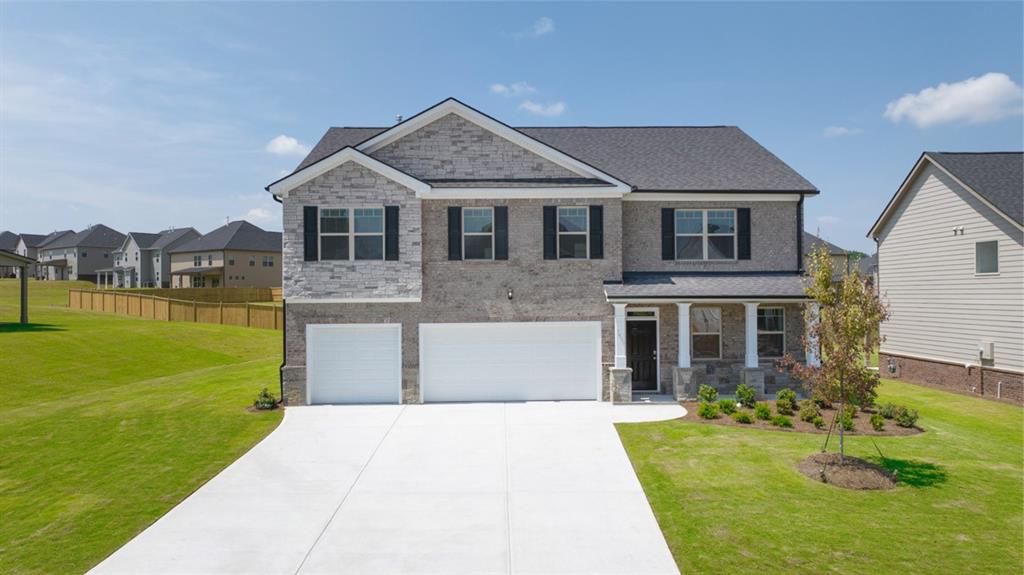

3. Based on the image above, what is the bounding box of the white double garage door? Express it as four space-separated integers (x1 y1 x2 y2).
306 322 602 404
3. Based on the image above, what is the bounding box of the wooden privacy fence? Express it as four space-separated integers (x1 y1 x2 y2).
97 287 282 303
69 289 283 331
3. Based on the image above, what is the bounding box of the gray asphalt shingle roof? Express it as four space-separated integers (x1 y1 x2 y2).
802 231 847 255
43 225 125 250
171 221 281 253
127 232 162 250
297 124 819 193
37 230 74 248
0 231 19 252
926 152 1023 225
604 273 809 299
858 253 877 275
150 227 199 250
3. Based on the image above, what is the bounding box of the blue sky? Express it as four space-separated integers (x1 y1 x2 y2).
1 2 1021 252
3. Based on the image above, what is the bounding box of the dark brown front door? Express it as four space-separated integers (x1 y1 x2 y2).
627 320 658 391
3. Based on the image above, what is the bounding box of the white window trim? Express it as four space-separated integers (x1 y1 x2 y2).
462 207 495 261
974 240 1000 276
690 306 723 360
674 208 738 261
558 206 590 260
756 306 786 358
318 207 386 262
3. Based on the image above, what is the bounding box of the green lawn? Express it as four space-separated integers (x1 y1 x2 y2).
618 380 1024 574
0 280 283 574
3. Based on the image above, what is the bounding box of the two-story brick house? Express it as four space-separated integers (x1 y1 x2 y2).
270 99 819 405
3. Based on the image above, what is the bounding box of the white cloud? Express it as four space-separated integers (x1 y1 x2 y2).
490 81 537 97
264 134 310 156
243 207 273 222
532 17 555 36
822 126 863 138
884 72 1024 128
817 215 841 225
519 100 566 117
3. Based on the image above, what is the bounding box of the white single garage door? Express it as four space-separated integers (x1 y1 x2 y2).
420 322 602 403
306 323 401 404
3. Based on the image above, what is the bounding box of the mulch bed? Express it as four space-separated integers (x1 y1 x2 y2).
797 452 896 490
680 400 923 436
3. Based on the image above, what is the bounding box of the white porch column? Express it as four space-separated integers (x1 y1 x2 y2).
676 302 691 368
744 302 759 368
613 303 628 368
807 302 821 367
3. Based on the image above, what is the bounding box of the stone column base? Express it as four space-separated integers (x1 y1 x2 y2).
610 367 633 403
741 368 766 399
672 367 704 401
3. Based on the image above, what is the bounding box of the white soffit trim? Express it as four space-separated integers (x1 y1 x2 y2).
288 297 421 304
625 192 803 202
425 187 624 199
268 147 430 198
356 98 633 194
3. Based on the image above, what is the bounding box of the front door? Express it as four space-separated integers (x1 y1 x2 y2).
627 320 658 391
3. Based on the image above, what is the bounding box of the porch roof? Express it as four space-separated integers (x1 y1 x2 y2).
40 258 68 267
171 266 224 275
604 272 809 301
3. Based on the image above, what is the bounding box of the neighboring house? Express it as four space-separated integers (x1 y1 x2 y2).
268 98 822 406
14 231 74 279
0 231 19 277
37 225 125 282
868 152 1023 403
858 252 878 288
169 221 281 288
803 231 851 275
97 227 200 288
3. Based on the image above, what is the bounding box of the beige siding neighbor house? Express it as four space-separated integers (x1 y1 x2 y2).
869 152 1023 403
169 221 282 288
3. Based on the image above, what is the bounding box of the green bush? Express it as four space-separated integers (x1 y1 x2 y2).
717 399 737 415
812 393 833 410
799 400 820 423
253 388 278 410
754 402 772 420
776 388 798 416
697 401 720 419
812 415 826 429
736 384 757 408
840 407 855 431
732 411 754 424
697 384 719 403
896 406 919 428
879 402 899 419
870 413 885 431
771 415 793 428
776 388 797 405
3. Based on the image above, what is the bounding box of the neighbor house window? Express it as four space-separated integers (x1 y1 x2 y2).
249 256 256 267
207 255 213 265
558 206 588 259
462 207 494 260
262 255 274 267
675 209 736 260
318 207 384 260
691 307 722 359
975 241 999 274
193 255 202 267
227 255 234 266
81 251 87 258
757 307 785 358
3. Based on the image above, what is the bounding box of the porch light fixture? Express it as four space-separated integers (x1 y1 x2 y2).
507 288 514 301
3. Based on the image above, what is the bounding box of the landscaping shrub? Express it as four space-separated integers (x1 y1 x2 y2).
812 415 826 429
771 415 793 428
896 406 920 428
697 401 720 419
870 413 885 431
253 388 278 410
858 386 878 410
799 400 820 423
732 411 754 424
840 407 855 431
879 402 899 420
717 399 737 415
754 402 772 420
812 393 833 410
735 384 757 408
775 388 797 415
697 384 719 403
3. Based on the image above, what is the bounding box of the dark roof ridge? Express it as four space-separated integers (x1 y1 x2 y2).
927 150 1023 155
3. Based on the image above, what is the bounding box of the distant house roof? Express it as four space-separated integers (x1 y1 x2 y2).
126 232 163 250
17 233 47 248
0 231 19 252
605 272 809 300
925 152 1023 225
171 221 281 253
150 227 199 250
37 230 75 248
43 224 125 250
802 231 847 256
858 253 877 275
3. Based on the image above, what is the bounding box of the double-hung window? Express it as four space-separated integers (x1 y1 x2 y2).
675 209 736 260
757 307 785 358
558 207 588 259
690 307 722 359
193 255 202 267
462 207 494 260
262 255 274 267
975 241 998 274
319 208 385 261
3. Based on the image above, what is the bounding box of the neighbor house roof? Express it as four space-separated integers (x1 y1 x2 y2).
925 152 1023 225
17 233 47 248
802 231 847 256
126 232 163 250
858 253 877 275
0 231 19 252
43 225 125 250
171 221 281 253
150 227 200 250
37 230 75 248
604 272 809 300
298 124 819 193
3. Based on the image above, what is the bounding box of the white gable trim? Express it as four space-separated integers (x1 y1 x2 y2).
267 147 431 198
355 98 633 194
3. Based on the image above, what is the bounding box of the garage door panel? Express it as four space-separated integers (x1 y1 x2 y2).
420 322 601 403
307 324 401 405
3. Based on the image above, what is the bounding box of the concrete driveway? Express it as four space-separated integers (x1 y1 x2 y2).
89 402 683 575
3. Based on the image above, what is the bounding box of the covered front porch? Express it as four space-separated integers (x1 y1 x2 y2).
170 266 223 288
96 267 135 289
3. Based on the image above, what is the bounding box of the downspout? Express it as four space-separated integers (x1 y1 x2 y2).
796 194 805 272
272 193 286 404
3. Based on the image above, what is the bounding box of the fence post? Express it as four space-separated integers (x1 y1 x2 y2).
193 300 197 323
273 305 278 330
245 302 251 327
219 301 224 325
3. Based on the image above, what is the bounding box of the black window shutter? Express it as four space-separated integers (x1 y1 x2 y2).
494 206 509 260
589 205 604 259
543 206 557 260
661 208 675 260
384 205 400 261
447 206 462 261
737 207 751 260
303 206 318 261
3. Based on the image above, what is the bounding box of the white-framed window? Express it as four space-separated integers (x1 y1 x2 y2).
227 255 234 266
193 255 202 267
249 256 256 267
975 240 999 274
319 207 385 261
675 209 737 260
207 254 213 265
262 255 274 267
558 206 589 259
462 207 494 260
690 307 722 359
757 307 785 358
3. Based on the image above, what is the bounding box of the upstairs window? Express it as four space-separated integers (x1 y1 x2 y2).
757 307 785 358
558 207 588 259
319 207 385 260
227 255 234 266
249 256 256 267
975 241 999 274
262 255 274 267
674 209 736 260
207 254 213 265
463 207 494 260
193 255 202 267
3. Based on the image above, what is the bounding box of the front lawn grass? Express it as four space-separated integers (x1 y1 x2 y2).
618 379 1023 574
0 280 284 574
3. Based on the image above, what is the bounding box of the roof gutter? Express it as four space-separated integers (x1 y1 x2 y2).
796 193 805 272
